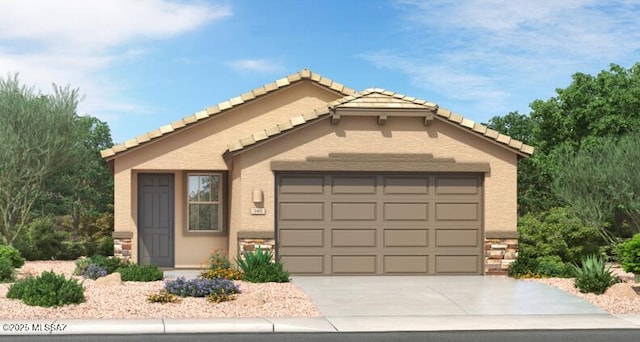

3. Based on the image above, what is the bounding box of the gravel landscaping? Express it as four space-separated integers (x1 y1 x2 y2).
1 261 639 319
0 261 320 319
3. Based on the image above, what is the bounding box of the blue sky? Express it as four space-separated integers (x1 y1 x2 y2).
1 0 640 144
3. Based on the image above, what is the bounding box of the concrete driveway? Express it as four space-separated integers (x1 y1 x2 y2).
292 276 605 316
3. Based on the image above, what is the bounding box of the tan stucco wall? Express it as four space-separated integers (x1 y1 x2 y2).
112 81 343 267
229 116 518 255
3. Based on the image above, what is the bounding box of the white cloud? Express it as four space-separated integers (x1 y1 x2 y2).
0 0 231 122
367 0 640 116
226 59 286 74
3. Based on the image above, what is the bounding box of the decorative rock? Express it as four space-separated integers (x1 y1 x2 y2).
95 272 123 286
235 292 265 306
605 283 640 299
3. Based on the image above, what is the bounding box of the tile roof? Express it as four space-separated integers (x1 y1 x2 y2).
225 88 535 157
100 69 357 159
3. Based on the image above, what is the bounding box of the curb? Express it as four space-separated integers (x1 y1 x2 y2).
1 315 640 335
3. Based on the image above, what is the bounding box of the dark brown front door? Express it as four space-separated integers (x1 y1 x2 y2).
277 173 483 275
138 173 174 267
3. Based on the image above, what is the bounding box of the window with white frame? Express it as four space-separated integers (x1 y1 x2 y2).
187 173 223 232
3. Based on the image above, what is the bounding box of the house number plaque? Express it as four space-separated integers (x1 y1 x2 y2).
250 208 266 215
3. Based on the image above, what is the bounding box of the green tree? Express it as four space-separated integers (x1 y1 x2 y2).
39 116 114 241
530 63 640 155
553 134 640 242
0 75 81 246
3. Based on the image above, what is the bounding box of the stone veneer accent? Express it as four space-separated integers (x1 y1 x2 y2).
237 231 275 259
113 231 133 260
485 231 518 275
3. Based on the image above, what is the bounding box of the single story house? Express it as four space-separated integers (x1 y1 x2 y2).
101 69 533 275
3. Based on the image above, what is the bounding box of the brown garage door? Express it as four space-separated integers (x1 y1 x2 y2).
276 173 483 275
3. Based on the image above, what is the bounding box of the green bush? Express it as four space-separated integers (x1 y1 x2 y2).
82 239 97 257
616 234 640 274
518 207 602 265
16 217 69 260
0 257 15 282
117 264 163 282
0 245 25 268
508 254 539 278
243 262 290 283
73 258 91 276
97 236 114 257
573 255 618 294
536 256 573 278
59 241 84 260
87 255 127 274
6 271 85 307
236 248 289 283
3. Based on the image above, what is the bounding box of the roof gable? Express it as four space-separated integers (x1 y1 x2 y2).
101 69 357 160
225 88 534 158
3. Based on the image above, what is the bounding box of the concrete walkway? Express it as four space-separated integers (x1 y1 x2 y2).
2 275 639 335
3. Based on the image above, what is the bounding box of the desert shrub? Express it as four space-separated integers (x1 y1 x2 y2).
536 256 573 278
164 277 239 298
518 207 602 265
73 258 91 276
235 247 289 283
88 255 126 274
200 268 243 281
6 271 85 307
82 239 98 257
0 257 15 282
243 262 290 283
508 254 539 278
16 217 68 260
59 241 84 260
573 255 618 294
207 292 238 303
117 264 163 282
0 245 25 268
208 249 232 270
97 236 114 257
83 264 107 280
616 234 640 274
147 290 181 304
200 250 243 280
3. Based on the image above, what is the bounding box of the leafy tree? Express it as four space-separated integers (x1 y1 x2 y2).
0 75 81 246
553 134 640 242
39 116 114 241
530 63 640 155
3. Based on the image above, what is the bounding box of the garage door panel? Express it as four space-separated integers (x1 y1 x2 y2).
279 176 324 194
280 255 324 274
435 229 479 247
332 229 376 247
277 173 483 275
384 177 429 194
435 255 480 274
280 229 324 247
384 255 428 274
384 229 428 247
384 203 429 221
332 255 376 274
436 203 479 221
332 202 376 220
332 177 376 194
280 202 324 220
435 177 479 194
